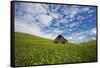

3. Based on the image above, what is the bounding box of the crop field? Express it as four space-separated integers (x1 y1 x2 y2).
15 32 97 66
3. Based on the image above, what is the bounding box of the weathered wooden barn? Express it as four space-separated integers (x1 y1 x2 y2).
54 35 68 44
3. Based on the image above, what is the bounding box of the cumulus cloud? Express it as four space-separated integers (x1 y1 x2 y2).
38 14 53 26
82 7 90 12
66 28 97 43
66 32 87 43
66 7 79 18
15 18 57 40
90 27 96 35
15 18 43 35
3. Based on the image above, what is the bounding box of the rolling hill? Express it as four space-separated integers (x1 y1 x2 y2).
15 32 97 66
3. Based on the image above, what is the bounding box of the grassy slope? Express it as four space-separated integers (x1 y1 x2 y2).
15 32 97 66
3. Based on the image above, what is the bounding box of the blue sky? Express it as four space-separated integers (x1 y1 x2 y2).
15 2 97 43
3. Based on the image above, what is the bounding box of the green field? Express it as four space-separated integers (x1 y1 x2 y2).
15 32 97 66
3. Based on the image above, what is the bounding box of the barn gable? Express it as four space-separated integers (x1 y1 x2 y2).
54 35 68 44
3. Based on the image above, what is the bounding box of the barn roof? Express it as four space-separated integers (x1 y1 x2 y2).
55 34 67 41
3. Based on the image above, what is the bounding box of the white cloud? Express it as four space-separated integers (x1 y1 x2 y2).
50 12 60 19
64 6 90 19
15 18 57 40
38 14 53 26
69 22 78 27
16 3 47 15
66 32 87 43
19 14 36 23
15 18 43 35
68 7 79 18
33 3 48 14
53 28 63 34
66 28 96 43
90 27 96 35
82 7 90 12
88 10 94 14
77 15 85 20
